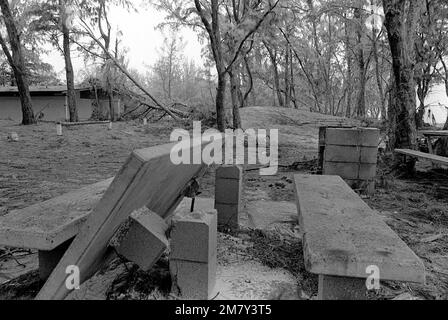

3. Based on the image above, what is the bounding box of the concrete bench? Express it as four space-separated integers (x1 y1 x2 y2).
0 179 113 280
293 175 425 300
395 149 448 167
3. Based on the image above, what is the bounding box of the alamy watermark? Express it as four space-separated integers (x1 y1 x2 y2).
65 265 80 291
169 121 279 176
366 265 381 290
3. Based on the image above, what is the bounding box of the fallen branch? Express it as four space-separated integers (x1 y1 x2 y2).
118 89 191 120
60 121 111 127
77 18 181 121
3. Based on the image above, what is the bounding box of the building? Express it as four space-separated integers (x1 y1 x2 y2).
423 84 448 127
0 86 122 122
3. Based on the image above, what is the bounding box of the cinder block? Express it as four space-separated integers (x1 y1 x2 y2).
324 146 360 163
325 128 380 148
323 162 359 180
358 128 380 147
215 203 240 229
38 239 73 280
360 147 379 164
170 254 217 300
170 209 217 263
215 178 242 205
113 207 169 271
216 165 243 180
325 128 359 146
318 275 367 300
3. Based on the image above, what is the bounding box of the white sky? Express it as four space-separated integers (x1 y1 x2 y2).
424 84 448 125
42 1 204 81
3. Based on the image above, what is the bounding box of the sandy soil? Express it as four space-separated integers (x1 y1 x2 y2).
0 107 447 300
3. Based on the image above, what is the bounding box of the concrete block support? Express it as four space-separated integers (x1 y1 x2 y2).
170 210 217 263
215 165 243 229
113 207 169 271
321 127 379 195
169 209 218 300
38 239 73 281
170 255 217 300
318 275 368 300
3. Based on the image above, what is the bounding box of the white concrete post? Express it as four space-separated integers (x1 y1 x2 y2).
56 123 63 136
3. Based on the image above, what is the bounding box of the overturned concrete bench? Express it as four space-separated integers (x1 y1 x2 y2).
0 183 214 283
293 175 425 300
35 134 224 300
0 134 224 300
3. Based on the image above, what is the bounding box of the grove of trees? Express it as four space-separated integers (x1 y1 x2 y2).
1 0 448 157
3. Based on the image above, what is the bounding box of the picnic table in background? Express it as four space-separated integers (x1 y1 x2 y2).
420 130 448 155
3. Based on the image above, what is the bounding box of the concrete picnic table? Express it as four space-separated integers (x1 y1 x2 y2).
420 130 448 155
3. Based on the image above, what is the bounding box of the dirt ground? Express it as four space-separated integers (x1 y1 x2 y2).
0 107 447 300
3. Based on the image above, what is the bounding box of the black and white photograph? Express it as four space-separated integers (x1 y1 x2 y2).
0 0 447 307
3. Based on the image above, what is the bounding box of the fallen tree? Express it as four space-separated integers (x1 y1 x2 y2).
118 89 191 120
76 14 186 122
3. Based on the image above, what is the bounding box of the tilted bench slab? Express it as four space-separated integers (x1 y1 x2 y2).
293 175 425 299
395 149 448 166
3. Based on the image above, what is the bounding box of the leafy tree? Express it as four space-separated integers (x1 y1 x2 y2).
383 0 424 170
156 0 280 130
0 0 36 124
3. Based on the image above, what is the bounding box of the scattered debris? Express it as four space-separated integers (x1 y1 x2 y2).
245 229 318 297
421 234 447 243
7 132 19 142
392 292 420 300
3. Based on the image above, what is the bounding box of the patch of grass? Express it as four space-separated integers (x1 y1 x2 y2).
0 271 42 300
245 229 318 297
408 205 448 225
105 256 172 300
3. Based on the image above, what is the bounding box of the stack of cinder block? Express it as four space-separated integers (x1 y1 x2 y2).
169 209 218 300
215 165 243 230
321 127 380 195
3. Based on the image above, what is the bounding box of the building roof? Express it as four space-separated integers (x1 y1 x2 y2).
0 85 92 96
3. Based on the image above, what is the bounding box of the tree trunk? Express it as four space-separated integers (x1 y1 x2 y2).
344 16 353 118
242 56 254 108
416 83 427 129
290 51 298 109
229 66 242 129
264 41 284 107
383 0 422 165
443 78 448 130
61 1 78 123
194 0 227 131
216 72 227 132
0 0 35 125
354 7 366 118
372 27 386 120
284 42 291 108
